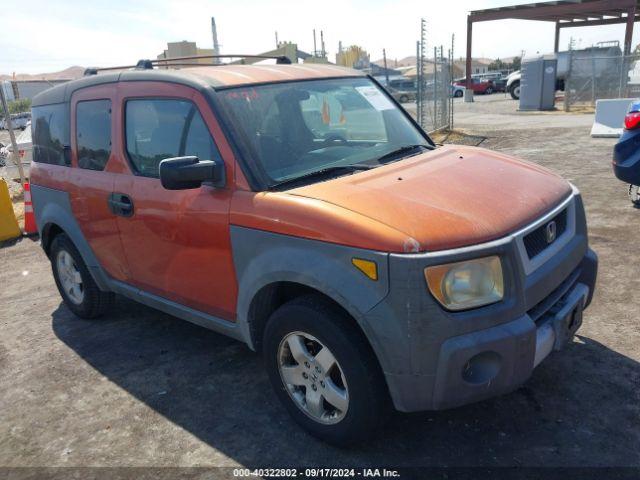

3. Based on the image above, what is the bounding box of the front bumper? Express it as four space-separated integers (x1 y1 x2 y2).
383 249 597 412
613 129 640 185
361 191 598 412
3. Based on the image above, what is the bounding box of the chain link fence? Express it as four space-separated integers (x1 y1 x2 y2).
565 53 640 110
415 19 454 133
416 56 453 132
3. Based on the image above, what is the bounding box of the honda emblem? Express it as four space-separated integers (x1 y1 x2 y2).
545 221 557 244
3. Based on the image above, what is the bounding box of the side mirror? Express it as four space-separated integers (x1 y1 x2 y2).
159 156 225 190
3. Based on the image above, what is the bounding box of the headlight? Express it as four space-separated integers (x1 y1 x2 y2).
424 256 504 311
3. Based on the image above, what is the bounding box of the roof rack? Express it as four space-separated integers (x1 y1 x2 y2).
84 54 292 76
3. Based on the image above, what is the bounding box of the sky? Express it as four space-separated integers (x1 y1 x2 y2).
1 0 638 74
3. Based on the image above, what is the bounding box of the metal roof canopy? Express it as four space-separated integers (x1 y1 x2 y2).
465 0 638 92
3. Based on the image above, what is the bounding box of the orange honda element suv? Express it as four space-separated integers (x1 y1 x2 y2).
30 58 597 445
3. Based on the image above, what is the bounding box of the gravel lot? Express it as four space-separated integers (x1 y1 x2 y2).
0 95 638 469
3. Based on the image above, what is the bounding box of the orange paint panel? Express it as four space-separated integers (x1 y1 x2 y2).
112 81 238 320
67 84 130 281
230 190 413 253
287 145 572 252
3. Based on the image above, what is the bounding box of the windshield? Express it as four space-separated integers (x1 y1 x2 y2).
217 77 430 189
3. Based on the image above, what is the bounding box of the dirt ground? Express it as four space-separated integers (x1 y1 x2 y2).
0 95 638 469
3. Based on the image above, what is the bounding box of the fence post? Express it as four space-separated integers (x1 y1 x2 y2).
591 56 596 106
416 40 421 128
564 51 572 112
0 85 26 187
433 47 438 130
450 33 455 130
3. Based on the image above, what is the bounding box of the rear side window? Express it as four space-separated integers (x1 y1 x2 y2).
32 103 70 166
76 100 111 171
125 99 221 178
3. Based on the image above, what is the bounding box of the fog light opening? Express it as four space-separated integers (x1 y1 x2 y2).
461 351 502 385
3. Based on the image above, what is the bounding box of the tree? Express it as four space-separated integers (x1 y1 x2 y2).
488 56 520 72
8 98 31 114
489 58 506 71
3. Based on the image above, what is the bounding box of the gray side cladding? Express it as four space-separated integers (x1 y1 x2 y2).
31 184 244 342
30 184 110 291
229 225 394 360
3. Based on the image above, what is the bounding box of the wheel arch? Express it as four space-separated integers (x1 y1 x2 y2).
41 221 65 256
247 280 368 352
230 226 392 372
31 185 111 291
247 280 394 406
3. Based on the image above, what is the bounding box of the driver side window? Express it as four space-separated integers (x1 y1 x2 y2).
125 99 222 178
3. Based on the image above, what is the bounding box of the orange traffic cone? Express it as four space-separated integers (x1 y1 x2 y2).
23 182 38 235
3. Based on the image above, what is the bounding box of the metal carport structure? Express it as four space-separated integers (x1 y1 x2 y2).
465 0 639 97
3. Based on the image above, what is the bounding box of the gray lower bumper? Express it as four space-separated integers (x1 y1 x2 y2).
385 274 595 413
533 283 588 367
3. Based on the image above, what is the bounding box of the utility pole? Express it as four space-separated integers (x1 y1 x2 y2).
275 31 279 48
0 85 25 187
383 48 390 87
313 29 318 57
211 17 221 64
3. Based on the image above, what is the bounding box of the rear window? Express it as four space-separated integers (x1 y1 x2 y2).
32 103 70 166
76 100 111 171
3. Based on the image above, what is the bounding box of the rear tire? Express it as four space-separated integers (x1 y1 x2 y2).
263 295 388 446
509 80 521 100
485 87 493 95
50 233 114 319
399 95 409 103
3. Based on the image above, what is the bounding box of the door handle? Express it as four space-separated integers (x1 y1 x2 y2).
108 193 134 217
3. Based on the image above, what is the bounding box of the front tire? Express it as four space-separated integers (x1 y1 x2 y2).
454 89 463 98
399 95 409 103
263 295 388 446
50 234 113 319
629 185 640 207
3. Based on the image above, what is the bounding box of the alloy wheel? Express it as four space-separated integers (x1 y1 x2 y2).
277 331 349 425
56 250 84 305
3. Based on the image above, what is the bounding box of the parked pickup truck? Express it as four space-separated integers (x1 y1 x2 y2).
30 62 597 446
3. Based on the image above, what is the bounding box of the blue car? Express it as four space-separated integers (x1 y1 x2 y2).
613 100 640 206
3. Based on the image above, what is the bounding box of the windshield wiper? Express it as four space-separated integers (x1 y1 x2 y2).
375 144 432 164
269 164 374 190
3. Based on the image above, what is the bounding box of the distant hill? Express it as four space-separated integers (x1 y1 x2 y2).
0 66 85 81
372 56 417 68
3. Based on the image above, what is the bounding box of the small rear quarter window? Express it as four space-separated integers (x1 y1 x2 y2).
32 103 70 166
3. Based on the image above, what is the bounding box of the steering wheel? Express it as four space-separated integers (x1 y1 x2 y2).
323 133 347 146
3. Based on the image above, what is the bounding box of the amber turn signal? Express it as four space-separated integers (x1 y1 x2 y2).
352 258 378 281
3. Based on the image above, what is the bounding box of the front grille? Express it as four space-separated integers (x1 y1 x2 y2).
523 208 568 259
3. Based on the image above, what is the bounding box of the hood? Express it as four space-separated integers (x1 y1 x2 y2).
288 145 572 252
